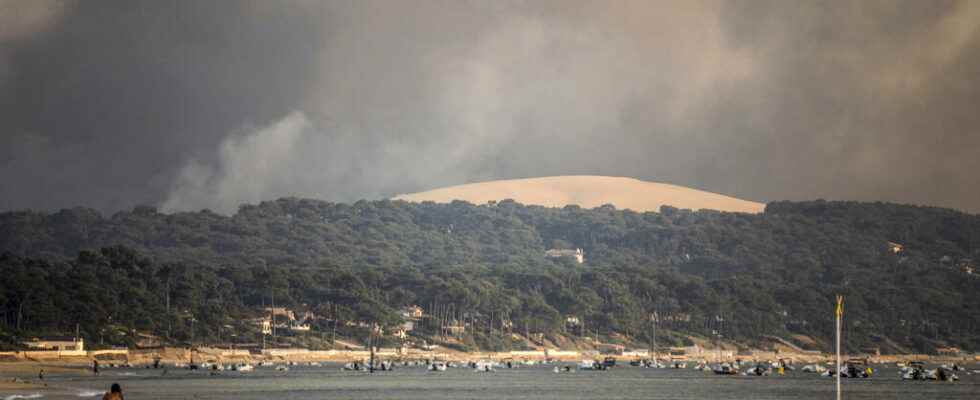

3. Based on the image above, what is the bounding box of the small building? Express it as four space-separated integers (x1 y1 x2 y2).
565 316 581 327
622 349 650 358
401 305 424 320
289 322 311 332
649 312 691 323
596 343 625 354
443 321 465 336
23 337 84 351
545 248 584 264
668 349 689 361
135 333 162 348
290 310 316 332
265 307 296 321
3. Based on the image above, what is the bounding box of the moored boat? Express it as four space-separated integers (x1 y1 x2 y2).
712 363 738 375
578 360 606 370
430 361 447 371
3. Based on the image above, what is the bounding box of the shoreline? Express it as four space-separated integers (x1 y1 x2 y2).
1 348 977 370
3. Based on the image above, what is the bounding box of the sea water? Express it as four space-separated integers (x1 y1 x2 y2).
3 364 978 400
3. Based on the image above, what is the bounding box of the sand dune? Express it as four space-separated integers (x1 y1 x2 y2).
393 176 765 213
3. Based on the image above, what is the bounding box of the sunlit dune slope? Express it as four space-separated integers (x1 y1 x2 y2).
393 176 765 213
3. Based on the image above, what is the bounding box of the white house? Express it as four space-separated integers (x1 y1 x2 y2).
545 248 584 264
23 337 84 351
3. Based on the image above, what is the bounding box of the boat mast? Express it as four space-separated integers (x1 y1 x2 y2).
369 323 376 373
835 295 843 400
271 290 276 339
651 310 657 361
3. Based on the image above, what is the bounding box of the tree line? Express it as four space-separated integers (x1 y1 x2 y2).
0 198 977 353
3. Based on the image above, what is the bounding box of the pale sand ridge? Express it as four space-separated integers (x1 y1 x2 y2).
393 176 765 213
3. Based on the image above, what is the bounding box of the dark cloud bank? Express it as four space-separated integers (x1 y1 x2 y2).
1 0 978 214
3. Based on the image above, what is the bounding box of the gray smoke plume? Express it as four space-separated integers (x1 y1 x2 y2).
2 0 979 214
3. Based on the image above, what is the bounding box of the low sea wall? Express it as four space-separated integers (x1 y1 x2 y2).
1 347 976 365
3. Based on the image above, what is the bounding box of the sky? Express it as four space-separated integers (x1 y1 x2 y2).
1 0 978 214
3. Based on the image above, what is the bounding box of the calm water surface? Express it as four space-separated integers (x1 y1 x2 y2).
4 363 979 400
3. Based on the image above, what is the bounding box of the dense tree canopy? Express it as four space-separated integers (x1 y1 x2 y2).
0 199 977 353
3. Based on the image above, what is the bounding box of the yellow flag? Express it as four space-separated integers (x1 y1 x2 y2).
835 295 843 318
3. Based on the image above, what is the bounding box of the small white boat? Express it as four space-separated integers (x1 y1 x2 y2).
276 365 289 372
802 364 827 373
578 360 605 370
237 364 254 372
430 361 447 371
743 364 771 376
342 362 365 371
474 361 494 372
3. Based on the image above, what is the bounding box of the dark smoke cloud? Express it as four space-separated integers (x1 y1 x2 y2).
2 0 978 214
1 0 324 212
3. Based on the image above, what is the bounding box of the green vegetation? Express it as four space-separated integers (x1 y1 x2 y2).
0 199 977 353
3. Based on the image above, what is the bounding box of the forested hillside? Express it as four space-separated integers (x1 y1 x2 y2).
1 199 977 353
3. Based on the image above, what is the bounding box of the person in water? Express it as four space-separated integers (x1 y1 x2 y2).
102 383 123 400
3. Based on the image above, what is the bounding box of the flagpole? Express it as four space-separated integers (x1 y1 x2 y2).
836 295 843 400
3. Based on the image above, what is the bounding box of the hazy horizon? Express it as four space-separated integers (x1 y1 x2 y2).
3 0 979 214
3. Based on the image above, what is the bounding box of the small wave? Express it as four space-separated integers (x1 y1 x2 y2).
75 390 103 397
3 394 43 400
